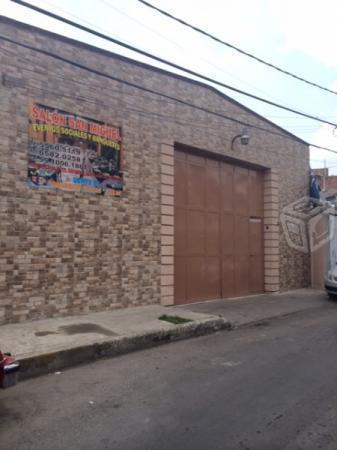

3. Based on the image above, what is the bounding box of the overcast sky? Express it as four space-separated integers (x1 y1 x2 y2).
2 0 337 172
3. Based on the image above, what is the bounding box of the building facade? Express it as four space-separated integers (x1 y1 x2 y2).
0 17 310 324
312 168 337 198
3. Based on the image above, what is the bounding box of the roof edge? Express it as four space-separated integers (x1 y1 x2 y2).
0 15 308 146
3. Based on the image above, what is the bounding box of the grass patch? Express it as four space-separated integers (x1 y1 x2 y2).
158 314 193 325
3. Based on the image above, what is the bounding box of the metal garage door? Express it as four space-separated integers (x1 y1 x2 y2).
174 149 264 305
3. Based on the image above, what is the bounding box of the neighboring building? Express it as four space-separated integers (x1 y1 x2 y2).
311 168 337 197
312 168 329 178
325 176 337 192
0 17 310 324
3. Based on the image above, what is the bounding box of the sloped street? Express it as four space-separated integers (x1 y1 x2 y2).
2 300 337 450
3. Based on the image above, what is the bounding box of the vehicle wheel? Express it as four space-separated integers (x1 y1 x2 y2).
328 292 337 300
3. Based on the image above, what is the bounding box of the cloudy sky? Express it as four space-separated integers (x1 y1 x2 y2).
2 0 337 171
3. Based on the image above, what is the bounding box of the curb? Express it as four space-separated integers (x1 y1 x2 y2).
231 304 328 330
18 317 230 380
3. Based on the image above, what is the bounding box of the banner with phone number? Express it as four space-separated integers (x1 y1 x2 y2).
28 103 123 196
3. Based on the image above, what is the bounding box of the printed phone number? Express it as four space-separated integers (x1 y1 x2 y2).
29 142 82 158
28 142 82 169
30 156 82 170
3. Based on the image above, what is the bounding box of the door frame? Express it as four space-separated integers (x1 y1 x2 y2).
160 141 280 306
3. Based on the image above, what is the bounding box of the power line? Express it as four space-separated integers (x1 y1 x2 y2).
0 43 291 129
34 0 335 119
137 0 337 97
310 158 337 164
0 46 315 166
100 0 293 106
9 0 337 129
2 34 337 155
0 34 309 143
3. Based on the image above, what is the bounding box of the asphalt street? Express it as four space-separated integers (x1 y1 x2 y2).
2 304 337 450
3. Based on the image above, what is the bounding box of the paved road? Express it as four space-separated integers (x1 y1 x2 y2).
180 288 328 327
2 305 337 450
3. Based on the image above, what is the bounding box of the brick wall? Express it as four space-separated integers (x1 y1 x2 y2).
324 176 337 191
311 168 337 193
0 18 310 323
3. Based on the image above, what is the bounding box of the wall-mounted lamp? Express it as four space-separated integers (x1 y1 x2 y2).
231 128 250 150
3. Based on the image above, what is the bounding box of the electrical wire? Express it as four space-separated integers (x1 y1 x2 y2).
6 63 336 182
8 0 337 129
137 0 337 97
2 34 337 156
0 42 315 133
19 0 334 126
311 158 337 164
0 46 314 166
100 0 293 106
19 85 313 165
0 33 305 141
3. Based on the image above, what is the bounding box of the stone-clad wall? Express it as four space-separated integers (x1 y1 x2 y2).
0 18 310 323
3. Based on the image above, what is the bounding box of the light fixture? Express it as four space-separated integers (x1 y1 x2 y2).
231 128 250 150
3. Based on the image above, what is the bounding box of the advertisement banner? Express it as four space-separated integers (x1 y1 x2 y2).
28 103 123 196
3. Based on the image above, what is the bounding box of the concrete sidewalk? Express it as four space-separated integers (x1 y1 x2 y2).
1 305 228 379
1 288 332 379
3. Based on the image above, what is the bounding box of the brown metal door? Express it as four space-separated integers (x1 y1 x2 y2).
174 150 222 304
230 166 264 296
174 149 263 304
